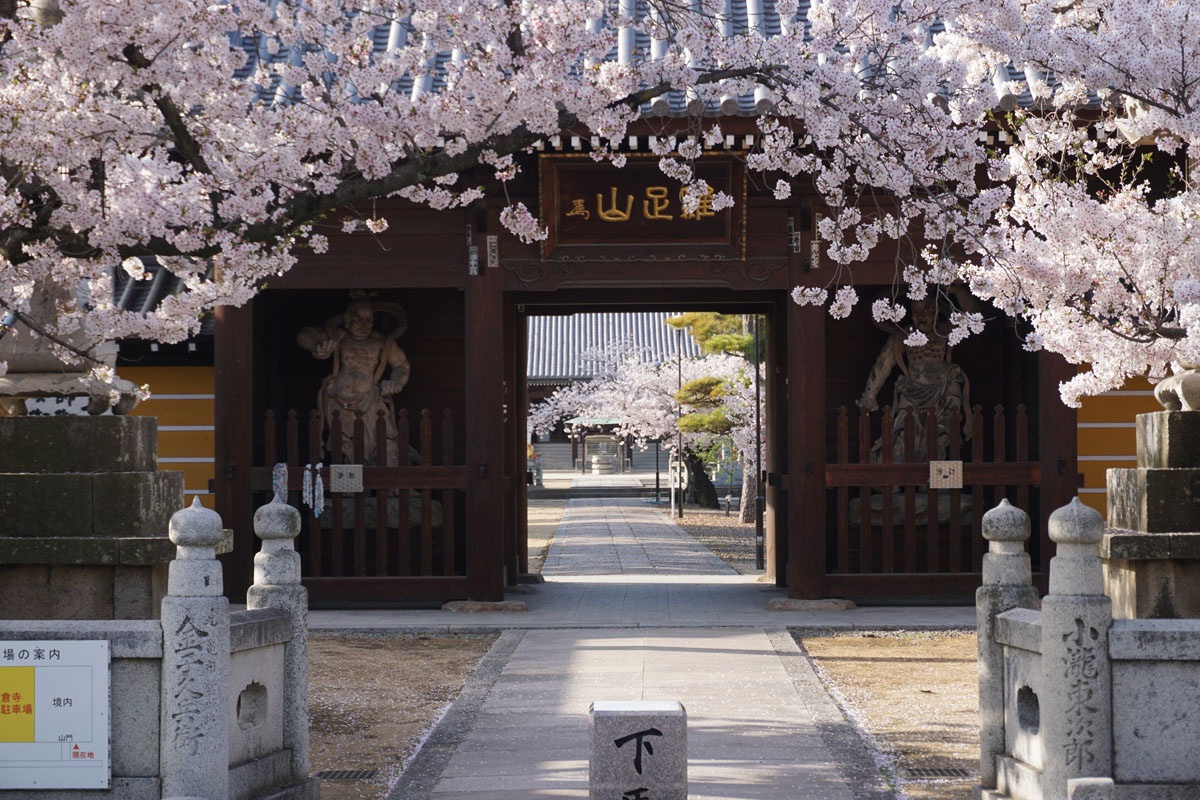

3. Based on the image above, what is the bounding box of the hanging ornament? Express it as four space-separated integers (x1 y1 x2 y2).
302 463 314 510
272 463 288 504
312 462 324 517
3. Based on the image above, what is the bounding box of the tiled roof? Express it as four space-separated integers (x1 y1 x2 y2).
229 0 798 114
112 260 214 337
229 0 1056 115
527 312 702 384
227 1 1055 116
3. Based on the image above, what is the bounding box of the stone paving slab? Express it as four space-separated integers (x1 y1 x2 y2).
360 497 973 800
393 627 892 800
309 498 975 631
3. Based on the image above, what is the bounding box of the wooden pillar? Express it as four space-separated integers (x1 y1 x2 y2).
1037 352 1079 592
465 225 506 601
787 300 827 597
764 301 784 585
214 302 255 597
503 299 521 585
514 307 530 576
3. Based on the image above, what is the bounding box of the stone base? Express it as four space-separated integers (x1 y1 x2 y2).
765 598 857 611
1107 468 1200 533
1104 557 1200 619
1134 411 1200 469
441 600 528 612
0 415 158 472
0 563 168 620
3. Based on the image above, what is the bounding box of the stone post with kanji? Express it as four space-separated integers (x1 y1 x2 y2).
1040 498 1113 799
976 499 1041 793
160 499 230 800
590 701 687 800
246 493 311 781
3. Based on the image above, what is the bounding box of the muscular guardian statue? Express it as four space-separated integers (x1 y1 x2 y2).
858 289 973 463
297 295 411 466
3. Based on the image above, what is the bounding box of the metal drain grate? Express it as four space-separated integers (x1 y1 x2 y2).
900 767 974 779
314 769 380 781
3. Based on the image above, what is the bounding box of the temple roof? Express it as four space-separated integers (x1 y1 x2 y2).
229 0 1052 117
527 312 703 385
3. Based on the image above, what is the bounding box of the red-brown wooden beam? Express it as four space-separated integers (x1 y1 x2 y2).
824 462 1042 486
304 576 469 607
787 217 827 598
513 307 530 577
215 302 255 598
249 466 467 491
1038 352 1080 591
763 300 785 585
502 292 519 586
464 212 507 601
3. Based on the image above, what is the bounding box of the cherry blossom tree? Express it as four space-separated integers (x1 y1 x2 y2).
2 0 1195 407
529 342 759 508
0 0 987 377
935 0 1200 406
667 311 764 520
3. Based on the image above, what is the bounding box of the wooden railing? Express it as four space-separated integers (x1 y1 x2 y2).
824 403 1040 576
251 408 466 601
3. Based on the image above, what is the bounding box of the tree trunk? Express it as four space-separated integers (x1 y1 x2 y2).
739 454 758 524
683 449 720 509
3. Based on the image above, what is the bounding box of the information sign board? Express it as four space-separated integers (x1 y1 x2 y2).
0 640 110 789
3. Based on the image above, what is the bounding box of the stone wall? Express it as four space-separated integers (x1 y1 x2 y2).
977 499 1200 800
0 420 316 800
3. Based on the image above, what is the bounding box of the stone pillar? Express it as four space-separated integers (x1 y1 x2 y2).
976 499 1041 792
160 499 230 800
0 416 183 620
245 496 310 781
590 701 687 800
1041 498 1112 800
1106 411 1200 618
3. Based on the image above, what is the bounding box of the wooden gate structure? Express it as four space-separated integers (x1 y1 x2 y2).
824 403 1045 601
212 134 1079 606
251 408 466 606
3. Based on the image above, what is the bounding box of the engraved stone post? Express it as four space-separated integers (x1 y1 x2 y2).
976 499 1041 793
1041 498 1112 800
160 499 230 800
590 701 686 800
246 492 310 781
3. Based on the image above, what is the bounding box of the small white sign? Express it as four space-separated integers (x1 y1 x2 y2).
329 464 364 493
0 640 110 789
929 460 964 490
487 235 499 268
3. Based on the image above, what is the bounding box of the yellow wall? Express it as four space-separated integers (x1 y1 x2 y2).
1075 377 1158 518
120 366 215 509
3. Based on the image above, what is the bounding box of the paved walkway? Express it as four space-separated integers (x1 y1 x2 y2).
310 497 975 800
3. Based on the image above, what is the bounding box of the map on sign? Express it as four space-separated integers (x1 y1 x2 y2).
0 640 109 789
